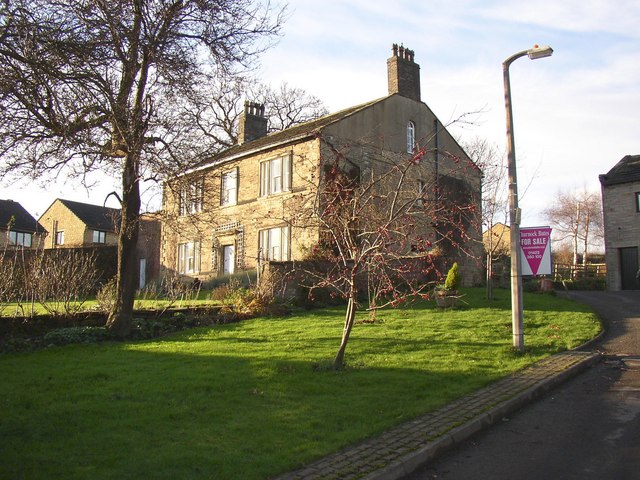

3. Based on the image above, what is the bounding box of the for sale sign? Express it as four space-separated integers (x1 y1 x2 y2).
519 226 552 276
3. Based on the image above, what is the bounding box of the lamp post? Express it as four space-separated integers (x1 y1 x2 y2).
503 44 553 352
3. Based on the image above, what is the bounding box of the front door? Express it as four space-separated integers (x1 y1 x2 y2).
223 245 235 275
619 247 639 290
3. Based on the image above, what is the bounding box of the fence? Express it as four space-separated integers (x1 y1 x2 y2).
552 263 606 280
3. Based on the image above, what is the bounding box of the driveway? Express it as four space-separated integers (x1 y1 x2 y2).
404 290 640 480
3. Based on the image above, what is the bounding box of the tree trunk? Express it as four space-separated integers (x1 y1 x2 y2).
486 227 494 300
106 153 141 338
572 202 580 278
486 251 493 300
333 286 358 369
582 210 590 268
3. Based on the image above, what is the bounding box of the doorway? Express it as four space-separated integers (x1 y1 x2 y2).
619 247 638 290
139 258 147 290
223 245 235 275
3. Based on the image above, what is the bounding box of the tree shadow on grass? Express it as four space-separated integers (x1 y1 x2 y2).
0 344 507 480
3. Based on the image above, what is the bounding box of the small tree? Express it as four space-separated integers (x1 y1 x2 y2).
463 137 507 299
289 133 481 368
443 262 461 292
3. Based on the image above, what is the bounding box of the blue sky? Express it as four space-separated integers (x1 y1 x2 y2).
257 0 640 227
4 0 640 229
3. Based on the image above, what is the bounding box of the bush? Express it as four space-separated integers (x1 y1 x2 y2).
554 277 606 291
96 278 117 313
444 262 461 291
129 313 202 340
296 285 345 309
43 326 112 346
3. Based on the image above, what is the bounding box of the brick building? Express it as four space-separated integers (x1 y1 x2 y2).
39 199 161 288
599 154 640 290
39 198 120 248
0 199 47 249
161 45 483 286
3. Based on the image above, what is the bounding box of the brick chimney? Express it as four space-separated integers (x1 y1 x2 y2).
238 101 268 145
387 43 421 102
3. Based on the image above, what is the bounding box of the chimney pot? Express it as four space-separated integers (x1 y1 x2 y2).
238 100 268 145
387 43 421 101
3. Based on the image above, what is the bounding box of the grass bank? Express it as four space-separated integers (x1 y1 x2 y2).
0 288 601 479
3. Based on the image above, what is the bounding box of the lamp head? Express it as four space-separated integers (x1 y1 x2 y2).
527 44 553 60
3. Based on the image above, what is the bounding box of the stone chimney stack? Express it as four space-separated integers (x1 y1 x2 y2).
238 101 268 145
387 43 421 102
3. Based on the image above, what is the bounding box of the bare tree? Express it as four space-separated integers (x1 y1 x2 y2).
256 82 329 132
0 0 285 336
463 137 507 299
287 134 481 368
184 74 329 148
543 188 603 274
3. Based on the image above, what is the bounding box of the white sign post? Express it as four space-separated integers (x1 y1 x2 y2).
519 226 552 276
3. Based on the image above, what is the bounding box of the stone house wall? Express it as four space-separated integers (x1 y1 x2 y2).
39 201 118 249
161 138 322 280
601 181 640 290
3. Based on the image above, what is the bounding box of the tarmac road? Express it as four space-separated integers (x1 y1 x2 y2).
404 291 640 480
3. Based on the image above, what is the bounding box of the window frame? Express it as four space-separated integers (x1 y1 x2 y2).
635 191 640 213
221 167 239 206
9 230 32 247
416 179 426 207
179 177 205 215
177 240 201 274
406 121 416 154
55 230 65 246
258 226 290 262
260 154 292 197
92 230 107 244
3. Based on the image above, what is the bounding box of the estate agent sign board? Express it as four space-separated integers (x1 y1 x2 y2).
519 226 552 276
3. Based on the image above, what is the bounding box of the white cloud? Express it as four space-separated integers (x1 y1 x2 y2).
5 0 640 229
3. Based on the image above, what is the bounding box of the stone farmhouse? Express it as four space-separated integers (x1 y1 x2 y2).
600 154 640 290
0 199 47 249
161 45 483 287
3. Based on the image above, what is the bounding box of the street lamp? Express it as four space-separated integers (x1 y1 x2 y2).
503 44 553 352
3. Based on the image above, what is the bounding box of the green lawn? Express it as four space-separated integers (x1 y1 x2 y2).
0 289 601 480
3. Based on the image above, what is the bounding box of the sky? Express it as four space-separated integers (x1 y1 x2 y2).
3 0 640 229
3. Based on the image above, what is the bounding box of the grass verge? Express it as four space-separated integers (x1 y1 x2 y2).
0 288 601 479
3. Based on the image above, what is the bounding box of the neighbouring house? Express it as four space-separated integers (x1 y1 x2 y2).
599 154 640 290
161 44 483 287
39 198 161 288
483 222 510 258
0 199 47 249
39 198 120 248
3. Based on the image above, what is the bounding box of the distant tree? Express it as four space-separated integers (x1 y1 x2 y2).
256 82 329 132
0 0 285 336
186 74 329 149
543 188 603 273
463 137 507 299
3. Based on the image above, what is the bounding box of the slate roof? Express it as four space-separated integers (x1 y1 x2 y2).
189 97 386 173
0 199 45 233
57 199 120 232
599 154 640 186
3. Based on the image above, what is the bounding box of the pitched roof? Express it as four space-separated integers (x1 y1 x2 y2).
599 154 640 186
0 199 45 233
57 199 120 231
189 97 386 173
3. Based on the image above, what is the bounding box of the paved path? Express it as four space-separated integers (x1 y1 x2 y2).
274 351 600 480
404 290 640 479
